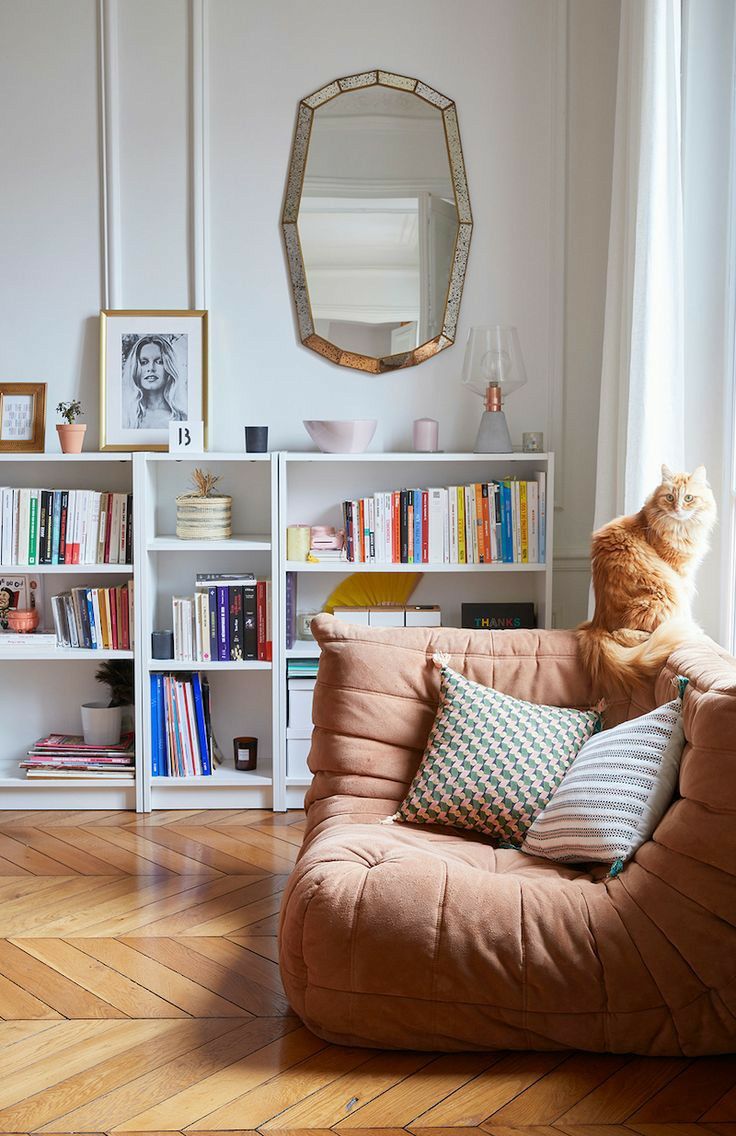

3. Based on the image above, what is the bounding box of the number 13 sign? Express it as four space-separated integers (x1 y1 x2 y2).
169 420 204 452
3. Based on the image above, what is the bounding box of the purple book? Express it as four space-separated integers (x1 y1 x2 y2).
216 585 230 661
285 572 297 649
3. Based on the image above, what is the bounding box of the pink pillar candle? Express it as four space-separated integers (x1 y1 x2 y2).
413 417 439 452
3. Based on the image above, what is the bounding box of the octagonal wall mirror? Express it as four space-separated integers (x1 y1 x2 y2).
283 70 473 374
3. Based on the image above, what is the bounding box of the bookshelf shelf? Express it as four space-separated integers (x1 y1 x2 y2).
285 560 547 573
147 659 272 671
152 768 271 787
147 534 271 552
0 647 134 661
4 563 133 574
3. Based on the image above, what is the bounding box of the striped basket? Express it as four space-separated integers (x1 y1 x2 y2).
175 493 232 540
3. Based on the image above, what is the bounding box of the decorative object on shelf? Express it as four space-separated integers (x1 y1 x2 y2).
522 431 544 453
283 69 472 374
244 426 268 453
462 602 536 630
323 571 422 615
81 701 123 747
297 611 320 640
6 606 40 633
413 418 440 453
151 629 175 659
0 382 46 454
233 735 258 772
310 526 344 551
462 325 528 453
0 574 43 629
100 309 208 451
303 419 377 454
176 468 232 540
169 420 204 453
21 732 135 780
94 658 134 734
286 524 311 561
56 400 86 453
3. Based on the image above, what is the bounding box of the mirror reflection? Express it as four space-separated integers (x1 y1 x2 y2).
298 87 459 360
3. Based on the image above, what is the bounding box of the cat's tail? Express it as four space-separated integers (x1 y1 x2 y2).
577 617 702 694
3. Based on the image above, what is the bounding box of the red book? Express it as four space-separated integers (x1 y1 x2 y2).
421 491 429 563
391 491 400 563
256 580 266 661
108 587 118 649
358 499 366 563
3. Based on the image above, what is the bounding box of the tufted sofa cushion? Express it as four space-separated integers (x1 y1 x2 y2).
278 615 736 1055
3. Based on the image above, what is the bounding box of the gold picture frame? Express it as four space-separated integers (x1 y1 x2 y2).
100 309 208 452
0 382 47 453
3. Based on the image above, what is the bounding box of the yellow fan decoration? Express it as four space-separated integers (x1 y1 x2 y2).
323 572 422 615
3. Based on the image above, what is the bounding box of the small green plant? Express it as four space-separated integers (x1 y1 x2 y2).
95 660 134 708
56 400 82 424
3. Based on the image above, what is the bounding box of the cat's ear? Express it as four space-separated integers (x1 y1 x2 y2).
691 464 707 484
661 464 675 483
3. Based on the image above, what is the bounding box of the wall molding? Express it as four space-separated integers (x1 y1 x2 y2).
548 0 568 510
190 0 209 311
553 553 590 573
98 0 121 309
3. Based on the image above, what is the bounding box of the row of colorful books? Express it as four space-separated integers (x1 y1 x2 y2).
0 488 133 567
20 732 135 779
172 573 272 663
340 476 547 564
150 672 214 777
51 582 134 650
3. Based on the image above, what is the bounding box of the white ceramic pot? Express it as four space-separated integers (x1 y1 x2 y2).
81 702 123 747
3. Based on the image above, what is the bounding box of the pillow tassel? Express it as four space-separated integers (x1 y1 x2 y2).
609 858 625 878
676 675 689 700
432 650 452 670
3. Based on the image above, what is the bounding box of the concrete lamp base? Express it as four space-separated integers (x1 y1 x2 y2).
473 409 513 453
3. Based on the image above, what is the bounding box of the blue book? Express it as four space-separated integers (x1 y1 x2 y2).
191 673 211 776
216 586 230 661
412 489 422 565
501 483 514 563
51 490 62 565
150 675 161 777
85 589 98 649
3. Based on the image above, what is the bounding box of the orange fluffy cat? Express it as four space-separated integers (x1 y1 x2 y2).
578 465 716 692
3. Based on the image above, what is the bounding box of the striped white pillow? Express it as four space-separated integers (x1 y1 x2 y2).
522 693 686 871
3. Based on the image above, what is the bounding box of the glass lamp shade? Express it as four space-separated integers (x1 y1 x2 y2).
461 325 528 399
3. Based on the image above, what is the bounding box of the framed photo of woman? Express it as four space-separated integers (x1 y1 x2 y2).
99 310 208 451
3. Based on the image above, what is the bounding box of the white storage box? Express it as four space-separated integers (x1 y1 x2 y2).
405 605 442 627
369 609 405 627
286 736 312 780
333 607 370 626
287 676 317 730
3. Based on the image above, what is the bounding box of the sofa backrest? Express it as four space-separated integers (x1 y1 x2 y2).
307 615 654 816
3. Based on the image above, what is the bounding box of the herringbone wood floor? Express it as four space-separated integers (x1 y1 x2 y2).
0 809 734 1134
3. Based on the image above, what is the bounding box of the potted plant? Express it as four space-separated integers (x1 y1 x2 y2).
56 400 86 453
81 660 134 746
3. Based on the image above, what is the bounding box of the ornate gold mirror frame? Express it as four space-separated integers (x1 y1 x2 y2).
282 69 473 374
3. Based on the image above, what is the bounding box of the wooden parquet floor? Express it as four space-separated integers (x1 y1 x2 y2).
0 809 734 1135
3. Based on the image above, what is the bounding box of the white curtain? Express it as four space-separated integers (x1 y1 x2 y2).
593 0 686 529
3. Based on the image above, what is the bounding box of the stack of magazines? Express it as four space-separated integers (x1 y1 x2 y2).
20 733 135 779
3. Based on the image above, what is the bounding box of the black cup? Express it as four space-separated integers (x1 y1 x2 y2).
151 630 175 659
245 426 268 453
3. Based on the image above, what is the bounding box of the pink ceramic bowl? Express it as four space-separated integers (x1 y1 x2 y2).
303 419 377 454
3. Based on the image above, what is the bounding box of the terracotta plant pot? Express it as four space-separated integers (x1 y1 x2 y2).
6 607 40 633
57 423 87 453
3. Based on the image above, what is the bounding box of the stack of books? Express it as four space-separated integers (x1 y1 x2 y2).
172 573 272 662
0 488 133 567
20 733 135 779
51 582 134 650
341 476 546 565
149 672 214 777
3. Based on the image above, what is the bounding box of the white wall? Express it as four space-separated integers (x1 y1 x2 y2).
0 0 620 625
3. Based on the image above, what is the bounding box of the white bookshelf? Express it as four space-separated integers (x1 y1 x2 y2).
277 451 554 807
0 453 136 809
135 452 280 811
0 449 553 813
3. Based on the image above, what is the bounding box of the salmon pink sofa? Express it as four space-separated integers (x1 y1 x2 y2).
278 615 736 1055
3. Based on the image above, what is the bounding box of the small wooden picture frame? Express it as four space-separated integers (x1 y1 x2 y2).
0 383 47 453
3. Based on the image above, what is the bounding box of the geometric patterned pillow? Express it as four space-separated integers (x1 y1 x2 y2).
392 658 601 845
522 684 687 872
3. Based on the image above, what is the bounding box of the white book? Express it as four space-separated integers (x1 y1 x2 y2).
489 485 498 562
528 480 539 563
96 493 108 563
109 494 122 565
1 488 12 565
440 488 449 563
184 682 201 774
76 490 88 564
448 487 458 564
87 492 101 564
427 488 445 563
185 596 194 662
373 493 383 564
383 492 391 562
17 488 31 565
172 597 182 660
65 491 76 563
11 489 19 565
90 588 102 649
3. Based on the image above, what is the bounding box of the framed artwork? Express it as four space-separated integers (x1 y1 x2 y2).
0 383 47 453
99 310 208 451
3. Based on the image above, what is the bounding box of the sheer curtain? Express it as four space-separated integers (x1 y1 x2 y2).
593 0 685 530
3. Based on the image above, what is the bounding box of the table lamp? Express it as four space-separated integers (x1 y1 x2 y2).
462 325 528 452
